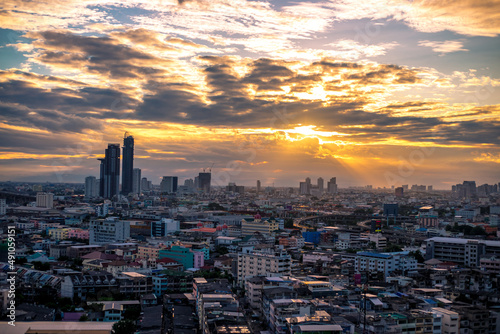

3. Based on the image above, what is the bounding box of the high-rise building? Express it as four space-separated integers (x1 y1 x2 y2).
85 176 99 199
198 172 211 193
98 143 120 199
0 198 6 215
327 177 337 194
184 178 194 190
36 192 54 208
395 187 404 197
132 168 141 195
463 181 477 199
121 134 134 195
160 176 178 193
299 177 312 195
257 180 261 193
317 177 324 193
141 177 149 192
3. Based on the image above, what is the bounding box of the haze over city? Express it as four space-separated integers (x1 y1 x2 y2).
1 0 500 188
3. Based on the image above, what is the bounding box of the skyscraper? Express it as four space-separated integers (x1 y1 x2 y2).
85 176 99 199
132 168 141 195
327 177 337 194
463 181 477 199
317 177 324 193
160 176 178 193
198 172 211 193
98 143 120 199
257 180 261 193
121 133 134 195
141 177 149 191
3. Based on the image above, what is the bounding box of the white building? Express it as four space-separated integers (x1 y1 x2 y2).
351 252 417 276
431 308 459 334
455 209 479 220
89 217 130 245
369 233 387 249
151 218 180 237
237 248 291 284
85 176 99 199
36 192 54 208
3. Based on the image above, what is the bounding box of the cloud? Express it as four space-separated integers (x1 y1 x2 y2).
419 40 468 55
326 0 500 37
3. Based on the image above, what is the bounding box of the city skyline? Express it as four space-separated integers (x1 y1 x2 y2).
0 0 499 188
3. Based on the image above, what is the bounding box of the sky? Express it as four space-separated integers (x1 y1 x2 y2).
0 0 499 189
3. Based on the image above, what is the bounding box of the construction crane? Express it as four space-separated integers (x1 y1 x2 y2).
202 163 215 173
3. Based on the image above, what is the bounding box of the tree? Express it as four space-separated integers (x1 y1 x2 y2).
409 250 425 263
284 219 294 229
207 202 225 211
471 226 487 236
112 320 137 334
79 314 88 322
214 246 229 255
122 305 141 321
384 244 403 253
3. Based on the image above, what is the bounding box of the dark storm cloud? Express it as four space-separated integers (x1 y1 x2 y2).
0 127 77 152
27 30 172 79
0 102 102 133
0 78 135 113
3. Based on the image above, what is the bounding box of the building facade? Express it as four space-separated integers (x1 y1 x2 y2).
89 218 130 245
237 249 291 284
121 134 134 195
98 143 120 199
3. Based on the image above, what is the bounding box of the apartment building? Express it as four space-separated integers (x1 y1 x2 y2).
237 248 291 284
426 237 500 267
89 218 130 245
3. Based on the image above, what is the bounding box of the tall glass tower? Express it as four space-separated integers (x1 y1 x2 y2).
121 133 134 195
98 144 120 199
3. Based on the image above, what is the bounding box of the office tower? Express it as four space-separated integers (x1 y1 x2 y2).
402 184 409 191
184 178 194 189
121 133 134 195
463 181 477 199
428 185 433 191
89 218 130 245
36 192 54 208
257 180 261 193
395 187 404 197
327 177 337 194
317 177 324 193
299 177 312 195
141 177 149 191
198 172 211 193
85 176 99 199
160 176 178 193
98 143 120 199
132 168 141 195
0 199 6 215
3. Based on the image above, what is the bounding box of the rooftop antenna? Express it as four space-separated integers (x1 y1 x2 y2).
209 163 214 173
